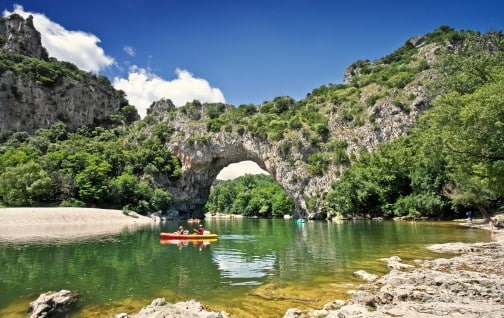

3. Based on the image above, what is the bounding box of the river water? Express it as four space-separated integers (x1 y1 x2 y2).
0 218 491 317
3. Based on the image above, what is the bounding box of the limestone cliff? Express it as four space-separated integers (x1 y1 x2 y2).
146 78 429 219
0 14 137 134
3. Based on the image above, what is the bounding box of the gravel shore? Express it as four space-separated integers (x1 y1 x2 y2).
0 207 156 242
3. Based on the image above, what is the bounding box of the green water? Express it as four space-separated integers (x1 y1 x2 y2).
0 219 491 317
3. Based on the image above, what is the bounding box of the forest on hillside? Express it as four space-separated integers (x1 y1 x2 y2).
322 29 504 220
0 26 502 219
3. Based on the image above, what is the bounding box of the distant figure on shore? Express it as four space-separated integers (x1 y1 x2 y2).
491 218 502 230
467 211 473 223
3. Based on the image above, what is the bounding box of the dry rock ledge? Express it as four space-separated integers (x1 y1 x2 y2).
284 223 504 318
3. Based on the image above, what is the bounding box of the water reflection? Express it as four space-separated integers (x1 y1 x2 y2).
0 219 493 318
160 239 216 250
212 248 276 285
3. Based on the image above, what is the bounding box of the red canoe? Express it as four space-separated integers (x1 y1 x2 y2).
160 232 218 240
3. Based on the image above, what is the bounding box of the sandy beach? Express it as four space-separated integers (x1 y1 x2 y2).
0 207 156 242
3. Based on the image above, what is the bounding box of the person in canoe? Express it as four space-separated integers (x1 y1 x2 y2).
177 226 189 235
198 224 205 234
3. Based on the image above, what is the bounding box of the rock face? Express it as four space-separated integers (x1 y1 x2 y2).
0 14 133 134
0 14 49 59
29 290 81 318
146 32 451 219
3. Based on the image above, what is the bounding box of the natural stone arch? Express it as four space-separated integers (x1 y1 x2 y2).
164 134 319 219
147 93 426 220
166 140 272 218
147 99 314 219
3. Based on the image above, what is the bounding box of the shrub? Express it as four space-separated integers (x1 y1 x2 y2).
205 103 226 119
307 152 329 175
387 71 415 88
206 119 222 132
365 93 383 106
59 198 86 207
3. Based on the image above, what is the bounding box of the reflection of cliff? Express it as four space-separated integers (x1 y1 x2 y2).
277 221 347 281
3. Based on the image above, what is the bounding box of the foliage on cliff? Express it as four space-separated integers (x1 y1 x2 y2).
205 174 295 217
158 26 504 219
325 29 504 219
0 13 139 134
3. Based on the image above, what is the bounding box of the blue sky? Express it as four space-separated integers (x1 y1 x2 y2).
3 1 503 118
2 1 503 179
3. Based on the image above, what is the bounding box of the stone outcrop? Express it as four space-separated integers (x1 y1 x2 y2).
29 290 81 318
143 31 452 219
0 14 49 59
116 298 228 318
0 14 136 134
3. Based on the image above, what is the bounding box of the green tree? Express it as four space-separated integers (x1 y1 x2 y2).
75 154 112 203
0 161 53 206
205 174 294 217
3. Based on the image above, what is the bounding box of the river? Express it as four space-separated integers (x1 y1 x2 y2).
0 218 491 317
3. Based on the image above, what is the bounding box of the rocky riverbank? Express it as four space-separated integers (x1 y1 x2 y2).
284 221 504 318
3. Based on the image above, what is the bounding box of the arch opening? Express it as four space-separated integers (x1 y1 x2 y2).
205 160 296 218
216 160 269 181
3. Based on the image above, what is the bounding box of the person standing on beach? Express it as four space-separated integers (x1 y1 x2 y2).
467 211 473 223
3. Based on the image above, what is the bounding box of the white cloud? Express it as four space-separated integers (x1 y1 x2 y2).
3 5 114 73
124 46 135 57
216 161 269 180
113 67 226 118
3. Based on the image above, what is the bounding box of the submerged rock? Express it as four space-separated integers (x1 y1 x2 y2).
29 290 81 318
353 270 378 282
